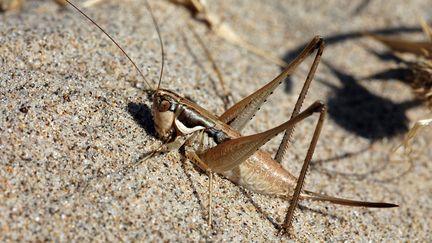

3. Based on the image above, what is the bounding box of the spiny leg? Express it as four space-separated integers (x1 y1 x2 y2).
275 40 325 163
208 171 213 228
183 102 326 231
185 149 214 229
138 134 193 164
182 131 216 228
218 36 324 132
199 101 325 173
282 102 327 235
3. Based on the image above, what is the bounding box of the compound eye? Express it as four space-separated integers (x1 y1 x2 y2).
158 100 171 112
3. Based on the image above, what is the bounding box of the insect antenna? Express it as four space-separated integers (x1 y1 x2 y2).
64 0 161 91
143 0 165 91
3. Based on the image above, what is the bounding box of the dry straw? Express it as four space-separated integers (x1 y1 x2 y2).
370 20 432 150
170 0 288 66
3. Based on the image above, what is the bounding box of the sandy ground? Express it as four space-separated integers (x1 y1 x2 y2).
1 0 432 241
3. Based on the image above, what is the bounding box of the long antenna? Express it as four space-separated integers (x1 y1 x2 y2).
64 0 152 89
143 0 165 91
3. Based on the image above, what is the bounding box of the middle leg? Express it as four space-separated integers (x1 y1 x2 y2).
275 40 325 163
281 102 327 235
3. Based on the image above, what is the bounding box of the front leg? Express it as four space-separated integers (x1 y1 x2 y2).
138 135 193 165
159 135 191 154
185 146 214 229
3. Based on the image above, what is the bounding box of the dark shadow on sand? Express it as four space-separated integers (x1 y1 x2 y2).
127 102 156 137
321 62 420 140
282 25 421 93
281 25 424 139
283 25 422 65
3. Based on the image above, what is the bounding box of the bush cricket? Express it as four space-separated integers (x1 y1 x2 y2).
64 0 398 236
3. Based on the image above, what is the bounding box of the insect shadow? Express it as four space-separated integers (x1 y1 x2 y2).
282 25 421 93
304 60 418 184
363 47 419 85
283 25 421 65
321 61 420 140
127 101 156 138
282 26 423 139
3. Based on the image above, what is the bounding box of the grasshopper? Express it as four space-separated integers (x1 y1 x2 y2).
64 0 397 236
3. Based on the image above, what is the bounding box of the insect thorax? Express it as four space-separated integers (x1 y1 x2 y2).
153 89 230 145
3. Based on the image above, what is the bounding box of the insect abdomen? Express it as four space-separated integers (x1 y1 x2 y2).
221 150 298 197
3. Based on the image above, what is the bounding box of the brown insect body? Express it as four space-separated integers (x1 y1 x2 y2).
153 89 297 197
222 150 297 197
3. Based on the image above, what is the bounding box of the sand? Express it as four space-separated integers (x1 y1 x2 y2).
1 0 431 241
